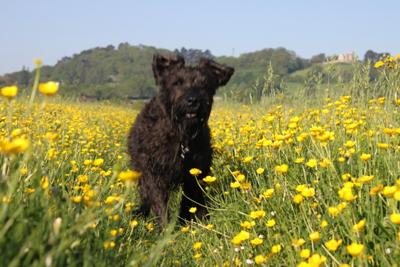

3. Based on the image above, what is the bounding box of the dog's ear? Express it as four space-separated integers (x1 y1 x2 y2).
152 54 185 85
199 58 234 87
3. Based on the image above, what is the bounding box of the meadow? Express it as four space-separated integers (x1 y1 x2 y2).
1 57 400 267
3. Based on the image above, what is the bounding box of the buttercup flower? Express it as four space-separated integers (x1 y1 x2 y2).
1 85 18 99
38 81 59 96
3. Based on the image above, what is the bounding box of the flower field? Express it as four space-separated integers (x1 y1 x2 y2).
1 60 400 266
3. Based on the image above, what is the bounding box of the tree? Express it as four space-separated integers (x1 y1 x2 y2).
310 53 326 64
363 50 389 63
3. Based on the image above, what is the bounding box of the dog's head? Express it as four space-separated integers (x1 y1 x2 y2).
152 53 234 136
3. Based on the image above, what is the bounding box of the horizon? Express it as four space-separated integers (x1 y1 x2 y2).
1 0 399 75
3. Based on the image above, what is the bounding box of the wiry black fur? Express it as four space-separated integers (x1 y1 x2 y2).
127 54 234 228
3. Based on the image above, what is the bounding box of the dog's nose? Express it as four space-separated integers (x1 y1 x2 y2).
187 97 198 106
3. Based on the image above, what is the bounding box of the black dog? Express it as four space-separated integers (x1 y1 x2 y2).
128 54 234 228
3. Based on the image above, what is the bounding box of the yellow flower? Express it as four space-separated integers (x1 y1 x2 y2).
300 249 311 259
266 219 276 227
40 176 49 190
240 220 256 229
346 242 364 257
320 220 328 228
104 195 120 205
324 239 342 251
274 164 288 174
26 188 35 194
308 254 326 267
129 220 138 229
181 226 190 233
202 175 216 183
358 175 374 183
394 191 400 201
192 242 202 250
241 181 252 191
338 186 357 202
309 231 320 242
38 81 59 96
374 61 384 68
306 159 318 168
337 202 348 211
319 158 332 168
271 244 282 254
352 219 366 232
2 196 11 203
296 184 307 192
344 140 356 148
254 255 267 265
390 213 400 225
189 168 202 176
19 167 28 175
71 196 82 203
292 238 306 248
231 230 250 245
1 137 29 154
293 194 304 204
34 58 43 67
146 222 154 232
360 153 371 161
243 156 253 163
236 174 246 182
256 167 265 174
118 170 141 183
262 188 274 199
189 207 197 213
249 210 266 219
230 181 240 188
370 184 383 195
193 253 202 260
84 159 92 166
250 237 263 246
103 241 116 249
301 187 315 198
377 142 390 149
77 175 89 183
93 158 104 166
1 85 18 99
110 229 118 237
294 157 305 164
382 186 397 197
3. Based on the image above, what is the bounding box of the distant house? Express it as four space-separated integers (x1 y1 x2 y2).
327 52 357 63
337 52 356 62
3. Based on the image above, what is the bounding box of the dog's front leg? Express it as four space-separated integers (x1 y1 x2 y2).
179 178 208 223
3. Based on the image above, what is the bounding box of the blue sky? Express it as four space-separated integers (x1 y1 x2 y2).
1 0 399 74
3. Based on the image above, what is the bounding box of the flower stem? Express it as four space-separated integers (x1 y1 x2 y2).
29 66 41 105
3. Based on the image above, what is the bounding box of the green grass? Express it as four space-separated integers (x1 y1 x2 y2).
1 61 400 266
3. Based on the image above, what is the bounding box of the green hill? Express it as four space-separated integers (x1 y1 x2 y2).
288 62 355 83
0 44 311 99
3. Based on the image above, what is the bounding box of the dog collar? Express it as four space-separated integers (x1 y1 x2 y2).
180 144 189 159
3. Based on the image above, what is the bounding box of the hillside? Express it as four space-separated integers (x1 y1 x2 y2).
288 62 355 83
0 44 310 99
